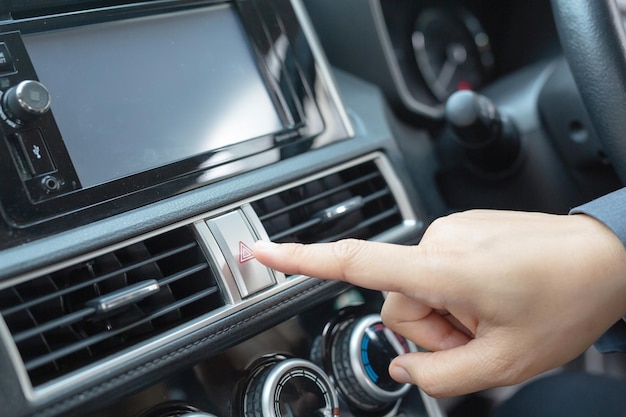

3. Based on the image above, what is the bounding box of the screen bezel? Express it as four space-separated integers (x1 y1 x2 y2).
0 0 352 246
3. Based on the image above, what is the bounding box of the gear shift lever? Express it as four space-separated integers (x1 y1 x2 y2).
445 90 521 174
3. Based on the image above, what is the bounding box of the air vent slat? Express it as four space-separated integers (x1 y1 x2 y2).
0 226 225 386
269 218 322 242
23 286 220 373
258 171 381 222
318 207 401 243
361 187 391 204
1 242 198 317
252 158 405 246
11 263 207 345
158 263 209 286
13 308 93 344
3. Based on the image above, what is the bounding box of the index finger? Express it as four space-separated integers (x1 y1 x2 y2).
253 239 424 294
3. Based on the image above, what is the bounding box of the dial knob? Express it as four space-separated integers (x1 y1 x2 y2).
328 314 413 412
2 80 51 124
240 357 339 417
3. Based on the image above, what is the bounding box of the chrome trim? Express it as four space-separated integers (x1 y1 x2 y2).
241 203 287 284
259 358 340 417
1 151 422 403
15 80 52 115
318 196 364 222
193 220 241 305
373 153 422 229
86 280 160 314
291 0 355 138
347 315 412 403
0 315 33 406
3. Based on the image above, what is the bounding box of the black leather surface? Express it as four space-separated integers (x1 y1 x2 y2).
551 0 626 183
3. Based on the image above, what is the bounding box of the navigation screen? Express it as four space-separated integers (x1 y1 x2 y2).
23 4 283 188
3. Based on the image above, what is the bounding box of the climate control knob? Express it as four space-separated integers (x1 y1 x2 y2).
326 314 414 412
238 356 340 417
2 80 51 124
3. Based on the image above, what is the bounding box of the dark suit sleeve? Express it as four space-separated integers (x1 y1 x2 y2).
570 188 626 246
570 187 626 353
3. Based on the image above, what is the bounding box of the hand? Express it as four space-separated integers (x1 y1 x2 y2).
253 210 626 397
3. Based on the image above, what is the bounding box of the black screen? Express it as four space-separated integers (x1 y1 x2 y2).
22 4 283 188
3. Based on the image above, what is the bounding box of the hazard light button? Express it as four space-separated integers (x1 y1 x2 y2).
207 210 276 298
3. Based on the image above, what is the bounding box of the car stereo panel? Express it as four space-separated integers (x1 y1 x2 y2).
0 0 353 248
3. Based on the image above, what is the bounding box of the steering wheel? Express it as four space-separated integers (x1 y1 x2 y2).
551 0 626 183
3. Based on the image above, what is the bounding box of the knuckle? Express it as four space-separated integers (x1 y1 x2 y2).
330 239 366 280
424 214 460 238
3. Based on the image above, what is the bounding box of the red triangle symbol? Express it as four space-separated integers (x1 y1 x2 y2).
239 241 255 263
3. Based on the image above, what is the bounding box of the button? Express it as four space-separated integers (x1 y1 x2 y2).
0 43 15 74
13 129 56 176
207 210 276 298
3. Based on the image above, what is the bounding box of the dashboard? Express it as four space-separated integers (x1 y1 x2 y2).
0 1 622 417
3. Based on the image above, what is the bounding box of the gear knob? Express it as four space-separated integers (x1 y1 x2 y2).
445 90 520 173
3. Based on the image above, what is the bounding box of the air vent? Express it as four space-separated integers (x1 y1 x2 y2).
251 159 405 244
0 226 224 387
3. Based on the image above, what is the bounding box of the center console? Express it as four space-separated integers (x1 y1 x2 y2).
0 0 351 247
0 2 433 417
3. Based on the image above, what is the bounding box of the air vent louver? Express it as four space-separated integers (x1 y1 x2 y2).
251 160 404 244
0 226 224 387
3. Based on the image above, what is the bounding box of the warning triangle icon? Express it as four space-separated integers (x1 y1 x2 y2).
239 241 255 263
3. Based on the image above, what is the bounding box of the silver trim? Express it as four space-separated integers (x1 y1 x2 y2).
1 151 422 403
347 314 412 403
290 0 355 138
373 153 422 229
259 358 340 417
15 80 51 115
318 196 364 222
86 280 160 314
193 221 241 305
241 203 286 284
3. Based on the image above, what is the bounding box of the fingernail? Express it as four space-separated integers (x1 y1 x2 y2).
389 364 413 384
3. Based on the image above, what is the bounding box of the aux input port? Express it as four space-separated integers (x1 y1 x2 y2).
41 175 61 192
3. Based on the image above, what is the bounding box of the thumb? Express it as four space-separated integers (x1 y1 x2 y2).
388 342 518 397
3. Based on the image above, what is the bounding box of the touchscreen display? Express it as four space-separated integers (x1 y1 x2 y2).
22 5 283 188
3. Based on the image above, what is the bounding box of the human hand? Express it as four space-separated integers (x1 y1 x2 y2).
253 210 626 397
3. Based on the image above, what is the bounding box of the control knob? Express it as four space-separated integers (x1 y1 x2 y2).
238 356 340 417
323 314 414 413
2 80 51 124
445 90 520 173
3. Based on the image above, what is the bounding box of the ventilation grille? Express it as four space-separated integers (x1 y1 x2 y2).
0 226 224 387
251 159 404 244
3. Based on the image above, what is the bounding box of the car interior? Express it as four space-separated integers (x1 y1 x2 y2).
0 0 624 416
